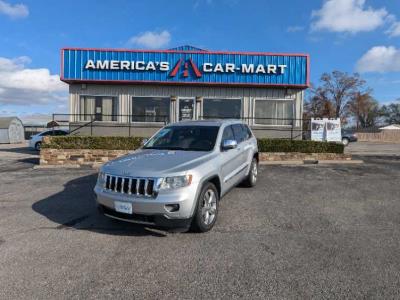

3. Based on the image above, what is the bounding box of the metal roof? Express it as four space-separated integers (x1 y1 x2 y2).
0 117 22 129
168 45 208 52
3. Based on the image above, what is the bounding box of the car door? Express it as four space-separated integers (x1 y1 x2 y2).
241 124 255 167
231 124 249 180
219 125 243 191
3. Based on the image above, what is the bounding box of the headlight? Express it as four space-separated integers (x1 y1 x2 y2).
97 172 106 186
160 175 192 190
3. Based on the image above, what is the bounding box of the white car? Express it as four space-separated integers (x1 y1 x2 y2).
29 129 69 150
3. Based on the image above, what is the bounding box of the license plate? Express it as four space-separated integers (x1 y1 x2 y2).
114 201 132 214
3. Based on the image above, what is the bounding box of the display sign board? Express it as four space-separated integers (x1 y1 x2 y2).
326 119 342 142
311 118 325 142
311 118 342 142
61 48 309 87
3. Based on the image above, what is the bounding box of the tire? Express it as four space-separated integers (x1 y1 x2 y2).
35 142 42 151
242 158 258 187
191 182 219 233
342 138 349 146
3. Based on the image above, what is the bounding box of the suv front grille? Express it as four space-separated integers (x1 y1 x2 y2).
104 174 156 197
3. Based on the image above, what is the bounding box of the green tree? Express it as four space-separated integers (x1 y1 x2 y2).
380 101 400 125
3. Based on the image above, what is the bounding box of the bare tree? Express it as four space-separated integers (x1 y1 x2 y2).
311 71 367 118
347 92 380 128
304 84 336 118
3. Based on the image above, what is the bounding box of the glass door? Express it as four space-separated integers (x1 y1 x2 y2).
178 98 195 121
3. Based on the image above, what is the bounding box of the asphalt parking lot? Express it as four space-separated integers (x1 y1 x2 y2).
1 143 400 299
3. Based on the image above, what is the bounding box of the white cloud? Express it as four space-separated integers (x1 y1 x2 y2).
386 20 400 37
127 30 171 49
287 26 304 33
18 113 54 125
0 0 28 19
311 0 388 34
356 46 400 73
0 56 67 105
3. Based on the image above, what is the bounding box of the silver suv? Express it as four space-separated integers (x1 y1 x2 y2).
94 120 258 232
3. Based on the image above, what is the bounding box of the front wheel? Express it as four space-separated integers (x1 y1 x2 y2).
35 142 42 151
191 182 219 233
342 138 349 146
242 158 258 187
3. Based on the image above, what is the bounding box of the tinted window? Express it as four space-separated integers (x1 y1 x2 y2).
144 126 220 151
242 124 252 140
55 130 67 136
203 98 242 119
221 125 235 141
232 124 246 143
132 97 170 123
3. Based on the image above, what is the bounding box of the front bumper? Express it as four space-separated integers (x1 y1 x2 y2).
94 183 199 227
28 139 35 149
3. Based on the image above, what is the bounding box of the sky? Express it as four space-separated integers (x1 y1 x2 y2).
0 0 399 123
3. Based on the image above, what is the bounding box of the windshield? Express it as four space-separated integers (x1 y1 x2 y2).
143 125 220 151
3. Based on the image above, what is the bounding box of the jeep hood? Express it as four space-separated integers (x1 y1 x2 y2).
101 149 214 177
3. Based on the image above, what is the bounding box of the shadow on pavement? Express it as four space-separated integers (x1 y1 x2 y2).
32 173 168 237
18 157 40 165
0 146 37 155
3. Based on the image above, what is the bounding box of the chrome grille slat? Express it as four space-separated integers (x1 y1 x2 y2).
144 179 149 196
113 176 116 192
128 178 132 195
136 179 140 195
121 178 125 193
103 174 156 198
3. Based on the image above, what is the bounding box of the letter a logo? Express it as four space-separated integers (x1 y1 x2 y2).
169 58 202 78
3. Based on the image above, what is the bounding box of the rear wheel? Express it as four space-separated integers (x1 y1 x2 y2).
242 158 258 187
191 182 219 233
342 138 349 146
35 142 42 151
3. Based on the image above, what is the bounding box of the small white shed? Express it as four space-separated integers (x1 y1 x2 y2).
379 124 400 130
0 117 25 144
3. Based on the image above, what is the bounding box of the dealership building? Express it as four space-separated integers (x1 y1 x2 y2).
61 45 309 138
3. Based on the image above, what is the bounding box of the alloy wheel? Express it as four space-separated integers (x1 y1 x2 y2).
251 162 258 183
201 189 217 225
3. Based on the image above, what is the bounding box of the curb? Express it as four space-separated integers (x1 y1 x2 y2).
33 164 81 169
260 160 363 165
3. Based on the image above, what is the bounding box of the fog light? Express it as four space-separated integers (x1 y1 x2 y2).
165 204 180 212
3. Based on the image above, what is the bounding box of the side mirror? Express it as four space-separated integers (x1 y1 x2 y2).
141 138 149 146
221 139 237 151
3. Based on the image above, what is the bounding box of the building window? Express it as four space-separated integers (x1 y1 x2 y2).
203 98 242 119
132 97 170 123
254 99 294 126
79 96 118 121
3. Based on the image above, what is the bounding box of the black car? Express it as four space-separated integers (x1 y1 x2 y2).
341 130 358 146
